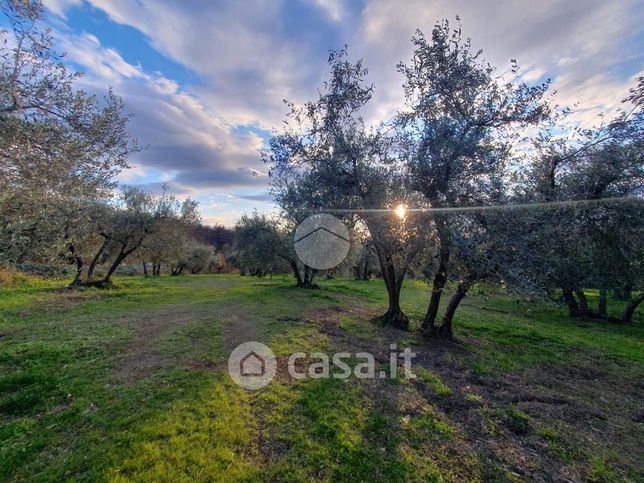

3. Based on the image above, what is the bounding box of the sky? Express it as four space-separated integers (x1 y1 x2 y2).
28 0 644 225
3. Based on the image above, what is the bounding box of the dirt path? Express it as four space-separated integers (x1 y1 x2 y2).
217 304 267 352
108 297 268 384
110 303 217 384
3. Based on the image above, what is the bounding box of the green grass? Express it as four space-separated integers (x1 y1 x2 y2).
414 367 452 396
0 274 642 481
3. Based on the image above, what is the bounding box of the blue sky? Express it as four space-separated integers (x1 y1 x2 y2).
29 0 644 225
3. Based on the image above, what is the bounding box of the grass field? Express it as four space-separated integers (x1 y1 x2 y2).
1 274 642 481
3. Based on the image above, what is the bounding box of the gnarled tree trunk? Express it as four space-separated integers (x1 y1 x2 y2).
377 249 408 330
621 293 643 323
288 259 303 287
562 288 581 317
67 244 83 287
87 238 108 283
437 279 471 339
422 244 450 335
102 237 145 284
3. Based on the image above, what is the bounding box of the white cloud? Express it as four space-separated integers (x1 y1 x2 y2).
77 0 323 128
117 163 146 182
202 211 245 227
42 0 82 19
522 68 546 82
55 29 270 195
311 0 345 22
57 32 143 82
354 0 642 126
40 0 643 225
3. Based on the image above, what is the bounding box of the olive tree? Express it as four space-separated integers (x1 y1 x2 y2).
71 188 198 285
233 211 285 277
265 49 431 328
515 80 644 322
397 20 551 337
0 0 138 268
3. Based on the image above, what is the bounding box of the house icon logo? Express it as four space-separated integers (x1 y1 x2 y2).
240 351 265 377
228 342 276 390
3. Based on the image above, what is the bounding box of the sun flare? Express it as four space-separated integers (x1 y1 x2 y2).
394 204 407 219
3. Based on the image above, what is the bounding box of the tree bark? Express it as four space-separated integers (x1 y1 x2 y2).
422 245 450 335
67 244 83 286
142 262 148 277
562 288 581 317
437 279 471 339
102 239 144 284
378 252 409 329
598 288 607 318
361 257 370 280
366 220 410 329
575 289 590 317
300 265 318 288
383 288 407 328
87 238 108 283
621 293 644 323
103 246 127 284
171 264 185 276
288 259 303 286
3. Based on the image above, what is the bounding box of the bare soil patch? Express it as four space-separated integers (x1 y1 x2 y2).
110 304 214 384
303 300 644 481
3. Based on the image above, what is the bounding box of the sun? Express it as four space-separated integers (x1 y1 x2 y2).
394 204 407 219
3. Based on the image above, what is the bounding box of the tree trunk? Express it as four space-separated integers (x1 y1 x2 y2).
422 245 450 335
353 264 361 280
307 267 316 286
103 246 127 284
289 259 303 286
361 258 370 281
575 289 590 317
171 264 184 276
298 265 318 288
102 240 142 284
142 262 148 277
562 288 581 317
67 244 83 286
87 239 108 283
598 288 607 318
382 277 408 329
621 293 644 323
437 280 470 339
379 254 408 330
